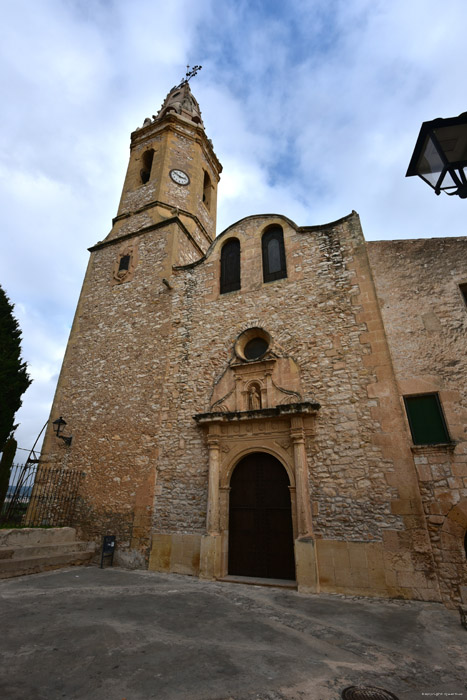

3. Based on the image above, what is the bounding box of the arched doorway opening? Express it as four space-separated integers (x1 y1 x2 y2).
228 452 295 580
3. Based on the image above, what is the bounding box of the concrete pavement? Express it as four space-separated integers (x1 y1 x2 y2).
0 567 465 700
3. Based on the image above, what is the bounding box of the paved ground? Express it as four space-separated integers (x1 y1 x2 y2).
0 567 465 700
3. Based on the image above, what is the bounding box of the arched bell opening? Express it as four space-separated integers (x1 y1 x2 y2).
228 451 295 581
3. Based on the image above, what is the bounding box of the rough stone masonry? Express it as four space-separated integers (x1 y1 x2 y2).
37 81 467 607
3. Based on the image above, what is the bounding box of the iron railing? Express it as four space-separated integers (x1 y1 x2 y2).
0 462 83 527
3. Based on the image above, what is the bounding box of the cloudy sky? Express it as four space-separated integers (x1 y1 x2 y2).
2 0 467 460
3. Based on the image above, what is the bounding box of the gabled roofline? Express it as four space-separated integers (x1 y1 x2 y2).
173 210 359 271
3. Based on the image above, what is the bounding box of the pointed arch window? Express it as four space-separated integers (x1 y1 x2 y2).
220 238 241 294
262 226 287 283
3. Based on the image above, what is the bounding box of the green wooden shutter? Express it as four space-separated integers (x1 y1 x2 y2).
404 394 450 445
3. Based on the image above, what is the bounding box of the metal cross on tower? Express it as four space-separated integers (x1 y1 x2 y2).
177 64 202 88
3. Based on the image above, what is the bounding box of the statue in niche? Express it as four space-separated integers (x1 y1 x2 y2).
248 386 262 410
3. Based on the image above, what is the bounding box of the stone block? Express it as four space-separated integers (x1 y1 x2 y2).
368 566 387 590
148 534 172 572
347 542 368 569
331 545 351 570
170 534 201 576
316 561 335 585
295 538 319 593
349 567 370 588
396 570 432 589
390 499 416 516
366 543 384 567
199 534 222 580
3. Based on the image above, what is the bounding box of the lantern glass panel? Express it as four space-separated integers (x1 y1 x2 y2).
439 170 457 191
417 134 444 187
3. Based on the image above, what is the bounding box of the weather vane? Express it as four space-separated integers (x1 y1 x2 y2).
177 64 202 88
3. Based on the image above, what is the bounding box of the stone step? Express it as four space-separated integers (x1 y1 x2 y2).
0 527 77 547
218 575 297 589
0 541 95 561
0 549 95 579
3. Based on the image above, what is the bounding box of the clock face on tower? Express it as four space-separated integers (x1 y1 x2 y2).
169 169 190 186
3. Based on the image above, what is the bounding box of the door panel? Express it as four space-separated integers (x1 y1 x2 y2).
228 453 295 580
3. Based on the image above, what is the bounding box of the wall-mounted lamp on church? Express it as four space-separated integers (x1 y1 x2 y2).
52 417 72 446
406 112 467 198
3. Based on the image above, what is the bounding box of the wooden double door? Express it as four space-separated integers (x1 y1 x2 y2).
228 452 295 580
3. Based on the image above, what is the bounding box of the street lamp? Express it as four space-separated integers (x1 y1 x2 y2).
52 417 72 446
406 112 467 198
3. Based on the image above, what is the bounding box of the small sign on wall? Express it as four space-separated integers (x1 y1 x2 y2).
100 535 116 568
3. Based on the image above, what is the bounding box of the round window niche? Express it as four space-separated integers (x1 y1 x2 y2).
235 328 271 361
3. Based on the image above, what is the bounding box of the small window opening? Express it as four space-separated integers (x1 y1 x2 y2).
119 255 130 272
460 283 467 307
403 393 450 445
244 338 268 360
140 149 154 184
262 226 287 283
203 171 212 210
464 531 467 559
220 238 241 294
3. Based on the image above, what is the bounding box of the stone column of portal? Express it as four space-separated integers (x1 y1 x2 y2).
264 370 273 408
200 426 222 580
206 428 221 535
290 415 319 593
290 416 313 537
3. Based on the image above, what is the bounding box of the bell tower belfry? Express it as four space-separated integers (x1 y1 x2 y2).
111 79 222 265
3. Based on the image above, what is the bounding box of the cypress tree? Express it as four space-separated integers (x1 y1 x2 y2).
0 437 17 512
0 286 31 451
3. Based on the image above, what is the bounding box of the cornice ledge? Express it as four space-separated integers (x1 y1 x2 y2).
111 200 212 243
88 216 204 254
193 401 320 425
411 442 457 453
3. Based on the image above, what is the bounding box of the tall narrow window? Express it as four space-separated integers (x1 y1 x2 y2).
404 393 450 445
262 226 287 283
220 238 241 294
140 149 154 184
460 283 467 307
203 171 212 210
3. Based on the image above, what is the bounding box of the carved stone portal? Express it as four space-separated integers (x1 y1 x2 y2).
195 329 320 591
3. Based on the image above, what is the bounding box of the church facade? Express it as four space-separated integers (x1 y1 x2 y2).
40 82 467 607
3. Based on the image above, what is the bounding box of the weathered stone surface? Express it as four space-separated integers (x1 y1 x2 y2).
38 85 467 606
368 239 467 605
0 528 95 579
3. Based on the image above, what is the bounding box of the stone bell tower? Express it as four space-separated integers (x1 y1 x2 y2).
39 80 222 565
111 79 222 268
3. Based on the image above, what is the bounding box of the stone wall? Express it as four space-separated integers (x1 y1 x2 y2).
148 212 440 600
368 238 467 604
40 88 466 602
40 222 175 566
